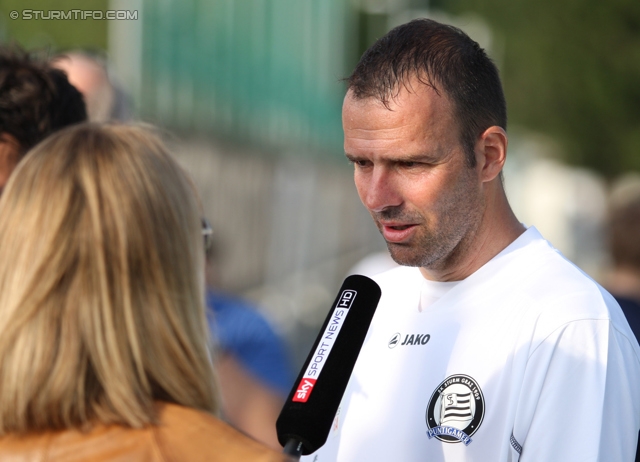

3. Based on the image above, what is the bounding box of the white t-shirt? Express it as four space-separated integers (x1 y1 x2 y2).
302 227 640 462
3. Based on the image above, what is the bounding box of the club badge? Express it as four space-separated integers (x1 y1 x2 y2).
425 374 485 446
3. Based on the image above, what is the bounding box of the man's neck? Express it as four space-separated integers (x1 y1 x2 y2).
420 189 525 282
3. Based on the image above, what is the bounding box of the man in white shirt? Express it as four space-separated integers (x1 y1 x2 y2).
303 18 640 461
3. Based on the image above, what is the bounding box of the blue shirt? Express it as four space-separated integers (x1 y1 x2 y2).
206 290 293 396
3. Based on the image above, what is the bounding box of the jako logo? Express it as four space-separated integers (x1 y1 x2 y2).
389 333 431 348
388 333 401 349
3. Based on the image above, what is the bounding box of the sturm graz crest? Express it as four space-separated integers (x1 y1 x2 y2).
426 374 485 446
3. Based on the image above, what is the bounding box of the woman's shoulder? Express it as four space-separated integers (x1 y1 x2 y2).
0 421 161 461
0 403 290 462
154 402 290 461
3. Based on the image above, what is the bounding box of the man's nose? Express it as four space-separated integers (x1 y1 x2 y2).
357 168 403 213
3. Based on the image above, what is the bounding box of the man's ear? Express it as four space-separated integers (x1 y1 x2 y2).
0 133 22 191
474 126 507 183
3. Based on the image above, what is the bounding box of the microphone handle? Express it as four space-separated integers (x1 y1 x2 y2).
283 438 303 460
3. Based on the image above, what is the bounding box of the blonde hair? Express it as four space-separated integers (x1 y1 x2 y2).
0 123 218 434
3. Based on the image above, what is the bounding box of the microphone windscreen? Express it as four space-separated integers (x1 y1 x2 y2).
276 274 382 455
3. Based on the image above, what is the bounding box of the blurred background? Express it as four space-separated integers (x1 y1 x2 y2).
1 0 639 370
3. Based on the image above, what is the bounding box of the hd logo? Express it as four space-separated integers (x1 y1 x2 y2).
388 332 431 349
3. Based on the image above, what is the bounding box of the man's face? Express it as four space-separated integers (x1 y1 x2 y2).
342 83 485 274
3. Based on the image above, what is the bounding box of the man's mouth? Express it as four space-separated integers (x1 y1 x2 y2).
380 223 418 243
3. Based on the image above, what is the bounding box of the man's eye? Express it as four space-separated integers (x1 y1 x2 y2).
399 161 417 168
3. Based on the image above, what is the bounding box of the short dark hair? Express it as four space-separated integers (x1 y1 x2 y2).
347 19 507 167
0 45 87 157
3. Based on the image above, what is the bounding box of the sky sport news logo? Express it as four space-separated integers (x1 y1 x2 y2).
9 10 138 21
292 289 357 403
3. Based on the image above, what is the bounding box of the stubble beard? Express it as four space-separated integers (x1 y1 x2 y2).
376 168 484 271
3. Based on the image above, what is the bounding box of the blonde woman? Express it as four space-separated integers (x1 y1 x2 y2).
0 123 289 461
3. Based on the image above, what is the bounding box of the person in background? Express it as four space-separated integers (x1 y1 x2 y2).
0 45 86 192
205 236 293 449
606 175 640 339
605 174 640 462
52 51 132 122
0 123 289 461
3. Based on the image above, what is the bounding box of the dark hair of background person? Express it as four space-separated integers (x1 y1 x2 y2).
347 18 507 168
0 45 87 157
52 51 133 123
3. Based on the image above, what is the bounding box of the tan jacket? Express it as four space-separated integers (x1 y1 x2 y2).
0 402 290 461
